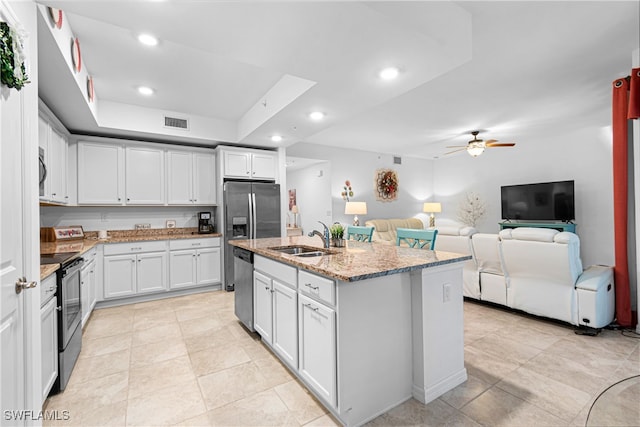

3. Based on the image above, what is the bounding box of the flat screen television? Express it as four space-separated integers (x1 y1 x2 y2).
501 180 575 222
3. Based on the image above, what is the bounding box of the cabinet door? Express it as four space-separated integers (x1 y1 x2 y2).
167 151 193 205
78 142 124 205
49 128 67 203
223 151 251 178
193 152 216 204
251 153 276 180
103 254 136 298
125 146 165 204
136 251 168 293
298 294 336 407
40 297 58 404
272 281 298 368
253 271 273 343
80 266 91 328
38 116 51 201
196 247 221 285
169 249 197 289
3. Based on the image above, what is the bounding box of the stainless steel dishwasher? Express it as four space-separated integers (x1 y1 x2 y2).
233 247 254 331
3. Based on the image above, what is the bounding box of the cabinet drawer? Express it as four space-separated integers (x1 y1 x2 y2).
298 270 335 306
104 240 167 255
40 274 57 307
169 237 220 250
255 255 297 288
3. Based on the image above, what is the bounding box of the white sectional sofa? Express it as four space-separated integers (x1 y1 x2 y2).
366 216 615 329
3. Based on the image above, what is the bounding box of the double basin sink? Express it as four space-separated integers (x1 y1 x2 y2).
269 245 334 258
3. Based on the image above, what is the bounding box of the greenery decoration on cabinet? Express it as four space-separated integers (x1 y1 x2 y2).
0 21 29 90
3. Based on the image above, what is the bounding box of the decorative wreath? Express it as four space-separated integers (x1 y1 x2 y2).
0 21 29 91
375 169 398 202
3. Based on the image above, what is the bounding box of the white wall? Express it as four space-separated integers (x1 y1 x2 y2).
40 206 213 231
286 142 436 226
286 161 332 234
433 126 614 267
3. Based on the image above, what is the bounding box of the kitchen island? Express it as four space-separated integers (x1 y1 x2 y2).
230 236 471 427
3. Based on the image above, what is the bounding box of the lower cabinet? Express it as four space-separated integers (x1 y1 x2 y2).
298 294 336 407
169 238 221 289
81 248 98 328
40 274 58 404
103 241 168 299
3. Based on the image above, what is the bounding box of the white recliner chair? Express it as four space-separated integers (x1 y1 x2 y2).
499 228 615 328
434 225 478 299
471 233 508 305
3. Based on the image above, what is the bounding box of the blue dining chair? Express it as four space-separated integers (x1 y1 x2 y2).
396 228 438 249
346 226 374 242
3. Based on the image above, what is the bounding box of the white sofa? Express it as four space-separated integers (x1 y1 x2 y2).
499 228 615 328
366 216 615 328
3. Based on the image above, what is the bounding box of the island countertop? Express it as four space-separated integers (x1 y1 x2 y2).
229 236 471 282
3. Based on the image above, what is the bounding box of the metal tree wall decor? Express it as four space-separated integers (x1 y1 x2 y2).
457 191 486 227
375 169 398 202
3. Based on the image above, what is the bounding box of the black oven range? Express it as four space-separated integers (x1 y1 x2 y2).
41 251 84 393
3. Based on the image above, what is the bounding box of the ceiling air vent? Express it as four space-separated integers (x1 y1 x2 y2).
164 116 189 130
393 156 402 165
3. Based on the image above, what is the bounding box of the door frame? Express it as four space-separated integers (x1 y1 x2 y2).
1 0 42 419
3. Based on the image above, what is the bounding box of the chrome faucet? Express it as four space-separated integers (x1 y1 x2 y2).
308 221 330 248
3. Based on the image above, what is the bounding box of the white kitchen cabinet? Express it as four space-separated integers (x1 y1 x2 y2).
103 241 168 299
167 150 216 205
169 238 221 289
125 146 165 204
298 293 336 407
81 248 98 328
40 274 58 404
253 256 298 368
39 115 69 204
222 149 277 180
77 141 125 205
254 271 273 343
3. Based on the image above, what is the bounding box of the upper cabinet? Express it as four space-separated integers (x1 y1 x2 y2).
167 150 216 205
39 115 69 204
78 139 216 206
125 146 165 205
77 142 125 205
221 149 277 180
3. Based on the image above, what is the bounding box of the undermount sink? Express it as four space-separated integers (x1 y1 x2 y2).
269 245 330 257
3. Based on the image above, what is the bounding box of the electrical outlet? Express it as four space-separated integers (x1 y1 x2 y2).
443 283 451 303
100 213 107 222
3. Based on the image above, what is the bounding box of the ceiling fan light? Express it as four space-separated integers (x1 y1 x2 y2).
467 144 485 157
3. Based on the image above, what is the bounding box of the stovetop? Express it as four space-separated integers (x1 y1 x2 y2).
40 252 81 266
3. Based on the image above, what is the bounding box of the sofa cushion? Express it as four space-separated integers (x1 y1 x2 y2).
365 218 423 243
499 227 558 242
471 233 504 275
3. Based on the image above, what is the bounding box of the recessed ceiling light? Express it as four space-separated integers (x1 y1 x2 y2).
271 135 283 143
379 67 399 80
309 111 325 121
137 86 155 96
137 33 158 46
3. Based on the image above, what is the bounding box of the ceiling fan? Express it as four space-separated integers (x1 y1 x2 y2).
445 131 516 157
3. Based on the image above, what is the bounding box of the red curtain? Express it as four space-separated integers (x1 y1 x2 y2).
612 67 639 328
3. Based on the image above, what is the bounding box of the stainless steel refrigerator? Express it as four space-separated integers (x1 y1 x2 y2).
223 181 281 291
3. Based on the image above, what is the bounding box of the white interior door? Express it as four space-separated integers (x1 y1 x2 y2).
1 62 26 424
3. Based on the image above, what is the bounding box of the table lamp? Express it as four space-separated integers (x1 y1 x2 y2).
291 205 299 227
345 201 367 226
423 202 442 228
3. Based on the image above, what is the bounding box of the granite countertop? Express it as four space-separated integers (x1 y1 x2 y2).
39 228 223 280
229 236 471 282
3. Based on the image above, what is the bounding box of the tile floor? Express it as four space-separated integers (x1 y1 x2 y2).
43 291 640 426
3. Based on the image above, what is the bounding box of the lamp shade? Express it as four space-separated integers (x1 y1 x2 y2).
345 201 367 215
423 202 442 213
291 205 299 214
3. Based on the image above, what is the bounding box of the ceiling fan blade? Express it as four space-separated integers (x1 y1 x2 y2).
445 145 468 148
484 139 498 144
486 142 516 147
444 147 468 155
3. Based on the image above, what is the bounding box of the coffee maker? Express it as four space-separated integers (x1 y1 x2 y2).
198 211 214 234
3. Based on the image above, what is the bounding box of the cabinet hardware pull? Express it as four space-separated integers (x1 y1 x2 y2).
264 286 270 291
56 306 62 312
303 303 319 312
304 283 319 290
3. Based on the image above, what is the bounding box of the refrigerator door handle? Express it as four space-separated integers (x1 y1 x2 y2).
247 193 253 239
252 192 257 239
